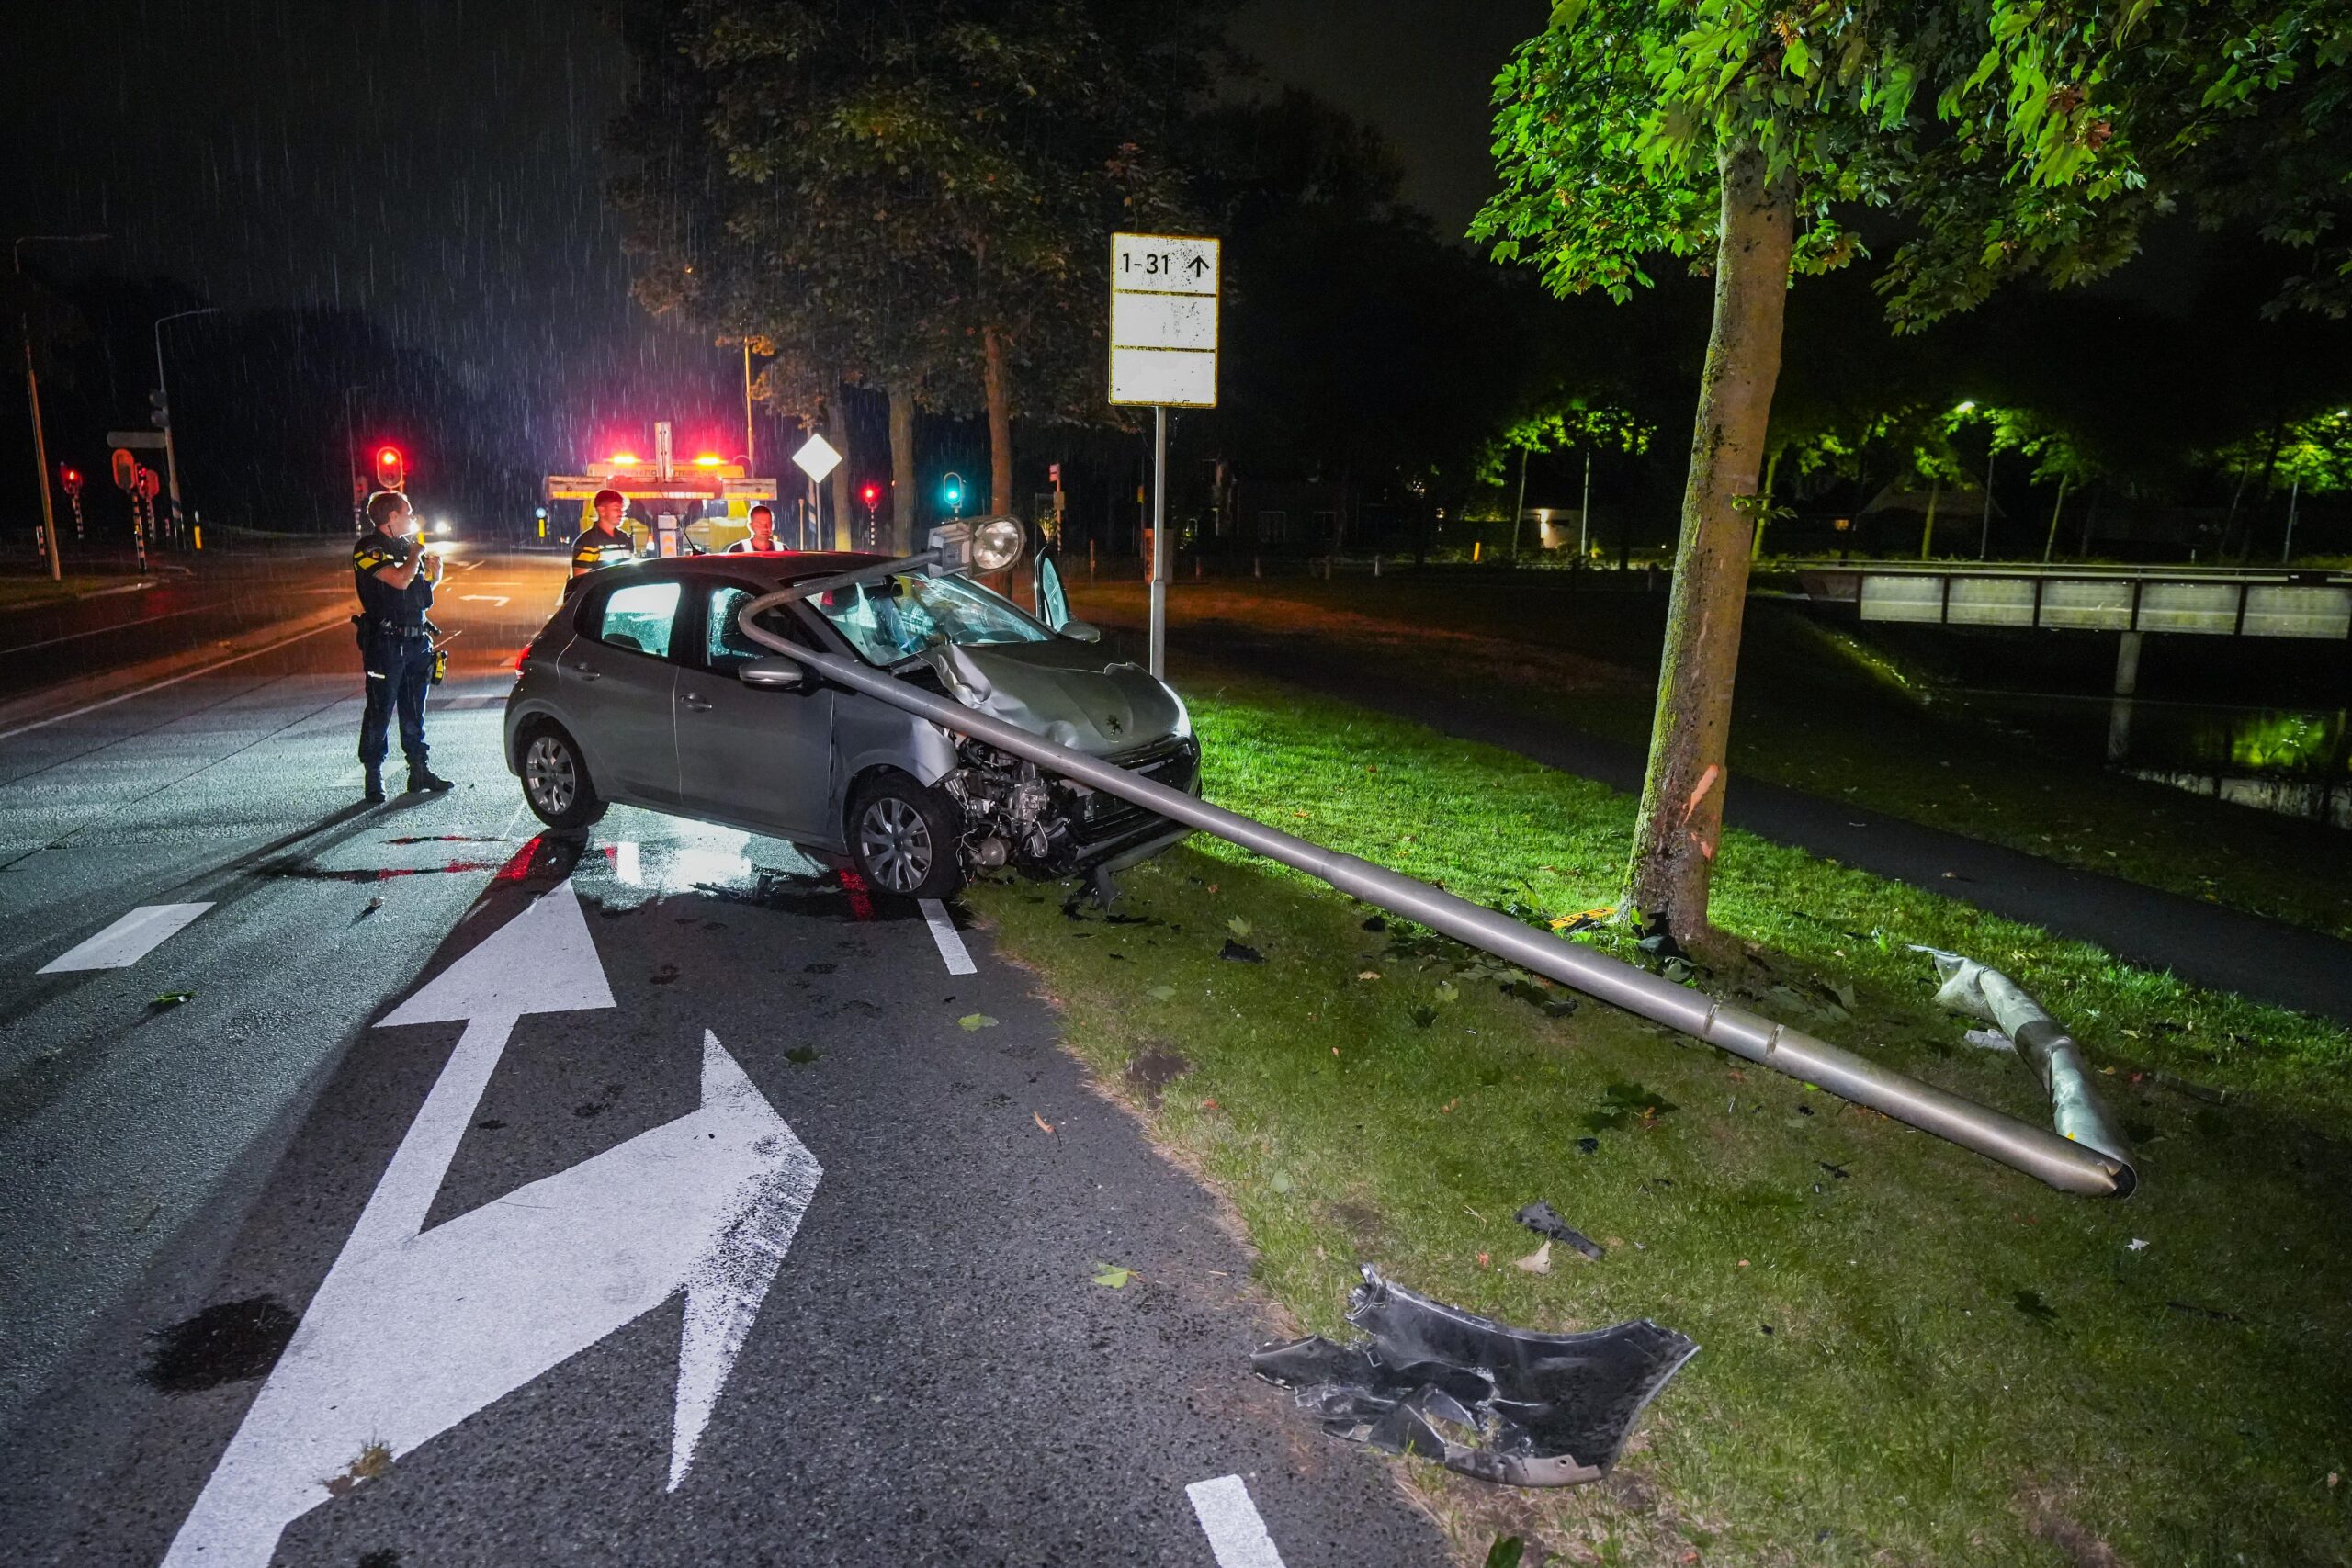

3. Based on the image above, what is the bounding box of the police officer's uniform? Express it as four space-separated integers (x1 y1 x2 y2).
571 522 637 576
353 527 443 795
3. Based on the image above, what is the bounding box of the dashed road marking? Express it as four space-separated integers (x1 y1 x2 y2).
1187 1475 1287 1568
38 903 215 973
919 897 976 975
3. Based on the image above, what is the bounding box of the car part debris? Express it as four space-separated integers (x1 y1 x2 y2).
1250 1268 1696 1486
1916 948 2139 1197
1515 1201 1605 1261
735 605 2132 1196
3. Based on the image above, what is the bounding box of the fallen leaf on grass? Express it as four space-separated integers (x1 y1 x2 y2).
1270 1169 1293 1192
1357 970 1382 981
1433 980 1458 1004
1146 984 1177 1001
1512 1240 1553 1275
1227 916 1252 939
958 1013 999 1031
1034 1111 1055 1134
1090 1262 1133 1289
1484 1535 1526 1568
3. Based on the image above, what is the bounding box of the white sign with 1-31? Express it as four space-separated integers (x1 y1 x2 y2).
1109 232 1219 408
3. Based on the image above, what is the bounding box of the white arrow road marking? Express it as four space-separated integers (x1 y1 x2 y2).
1187 1475 1288 1568
162 880 823 1568
918 897 977 975
458 594 510 606
39 903 214 973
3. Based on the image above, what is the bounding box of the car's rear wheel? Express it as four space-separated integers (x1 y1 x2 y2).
849 773 962 899
519 722 607 830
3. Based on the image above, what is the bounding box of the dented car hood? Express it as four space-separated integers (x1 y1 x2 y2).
913 637 1184 757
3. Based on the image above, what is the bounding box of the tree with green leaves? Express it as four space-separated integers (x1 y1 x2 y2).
612 0 1216 545
1475 0 2346 952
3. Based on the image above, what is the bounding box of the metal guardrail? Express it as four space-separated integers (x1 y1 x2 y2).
1796 563 2352 639
730 598 2132 1198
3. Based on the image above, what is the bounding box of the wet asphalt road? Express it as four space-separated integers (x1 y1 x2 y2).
0 550 1442 1565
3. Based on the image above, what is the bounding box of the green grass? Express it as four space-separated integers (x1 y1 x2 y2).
1073 576 2352 942
968 675 2352 1567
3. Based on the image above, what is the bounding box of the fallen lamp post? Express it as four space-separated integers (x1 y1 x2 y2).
734 527 2133 1199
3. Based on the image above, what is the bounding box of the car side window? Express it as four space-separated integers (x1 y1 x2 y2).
706 584 813 672
598 581 683 659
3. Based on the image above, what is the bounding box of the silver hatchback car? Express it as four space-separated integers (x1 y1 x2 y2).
503 552 1200 897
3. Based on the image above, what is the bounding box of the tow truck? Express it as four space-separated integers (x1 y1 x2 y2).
544 420 782 557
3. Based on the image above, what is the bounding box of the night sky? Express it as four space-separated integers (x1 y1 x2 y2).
2 1 1539 478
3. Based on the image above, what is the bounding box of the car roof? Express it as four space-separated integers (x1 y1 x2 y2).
563 551 894 600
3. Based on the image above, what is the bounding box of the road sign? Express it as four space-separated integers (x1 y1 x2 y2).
793 433 842 484
1109 232 1219 409
106 430 168 450
163 881 823 1568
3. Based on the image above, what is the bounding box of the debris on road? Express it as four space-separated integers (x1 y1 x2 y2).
1034 1111 1056 1135
1091 1261 1134 1288
1250 1268 1697 1486
149 990 195 1010
958 1012 999 1031
356 896 384 921
1514 1200 1606 1261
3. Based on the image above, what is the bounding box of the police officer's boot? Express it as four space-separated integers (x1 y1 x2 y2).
363 769 385 804
406 766 454 794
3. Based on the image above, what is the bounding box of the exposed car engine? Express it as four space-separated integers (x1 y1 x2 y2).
939 735 1201 878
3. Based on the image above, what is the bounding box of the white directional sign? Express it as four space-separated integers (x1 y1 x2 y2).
1109 232 1219 408
164 881 824 1568
792 433 842 483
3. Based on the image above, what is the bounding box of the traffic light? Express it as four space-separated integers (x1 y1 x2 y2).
860 483 879 511
941 474 964 513
59 465 81 498
149 389 169 430
374 444 407 491
111 447 139 491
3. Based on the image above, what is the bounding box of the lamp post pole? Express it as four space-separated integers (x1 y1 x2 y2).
15 232 107 581
154 307 220 547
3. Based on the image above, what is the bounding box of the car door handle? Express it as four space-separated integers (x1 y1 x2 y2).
567 661 602 681
681 692 713 712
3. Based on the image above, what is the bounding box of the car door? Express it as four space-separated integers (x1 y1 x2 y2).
560 578 685 806
673 581 838 842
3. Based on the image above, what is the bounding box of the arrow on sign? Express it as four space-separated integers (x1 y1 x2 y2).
163 880 823 1568
1185 255 1211 277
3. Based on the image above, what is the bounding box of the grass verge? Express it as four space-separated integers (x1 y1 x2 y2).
967 673 2352 1567
1071 575 2352 942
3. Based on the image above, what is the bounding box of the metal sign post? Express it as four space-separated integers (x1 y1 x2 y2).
793 434 842 552
1109 231 1219 679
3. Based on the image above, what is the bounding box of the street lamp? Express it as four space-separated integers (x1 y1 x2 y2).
15 231 107 582
154 307 221 545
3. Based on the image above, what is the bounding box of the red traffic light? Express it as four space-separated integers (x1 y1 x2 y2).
860 483 879 507
111 448 139 491
374 445 407 490
60 465 82 496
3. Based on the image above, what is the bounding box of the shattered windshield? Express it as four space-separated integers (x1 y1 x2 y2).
809 572 1054 665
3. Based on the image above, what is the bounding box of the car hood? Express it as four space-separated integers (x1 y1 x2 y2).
913 638 1185 757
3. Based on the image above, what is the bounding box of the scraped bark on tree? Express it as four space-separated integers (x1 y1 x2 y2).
1623 142 1794 952
888 384 918 554
982 322 1013 516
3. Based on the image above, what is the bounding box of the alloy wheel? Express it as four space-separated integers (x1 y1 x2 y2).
859 795 933 894
524 734 577 817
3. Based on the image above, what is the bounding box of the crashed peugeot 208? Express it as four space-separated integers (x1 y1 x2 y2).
503 542 1199 898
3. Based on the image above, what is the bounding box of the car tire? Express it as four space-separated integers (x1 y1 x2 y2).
848 773 963 899
518 721 608 831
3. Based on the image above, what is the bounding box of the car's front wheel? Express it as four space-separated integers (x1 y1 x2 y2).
848 773 962 899
518 722 608 831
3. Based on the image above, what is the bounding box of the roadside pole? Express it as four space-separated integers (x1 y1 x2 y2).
16 234 107 582
153 309 217 547
1108 231 1219 682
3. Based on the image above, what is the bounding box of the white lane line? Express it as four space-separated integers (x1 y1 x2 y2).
1187 1475 1288 1568
919 897 977 975
38 903 215 973
0 619 344 743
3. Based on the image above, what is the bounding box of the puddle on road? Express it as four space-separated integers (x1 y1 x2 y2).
142 1296 298 1393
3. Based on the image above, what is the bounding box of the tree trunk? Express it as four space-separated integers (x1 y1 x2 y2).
982 323 1013 516
888 383 918 554
827 390 854 550
1623 141 1794 953
1919 476 1940 559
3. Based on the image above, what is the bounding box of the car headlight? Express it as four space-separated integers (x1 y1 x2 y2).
971 516 1023 573
435 519 452 536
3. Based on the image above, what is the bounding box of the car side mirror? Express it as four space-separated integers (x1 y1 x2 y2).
1058 618 1102 644
738 656 806 690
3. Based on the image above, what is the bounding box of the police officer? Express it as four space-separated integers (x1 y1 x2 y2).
723 503 778 552
571 488 638 576
352 489 452 803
